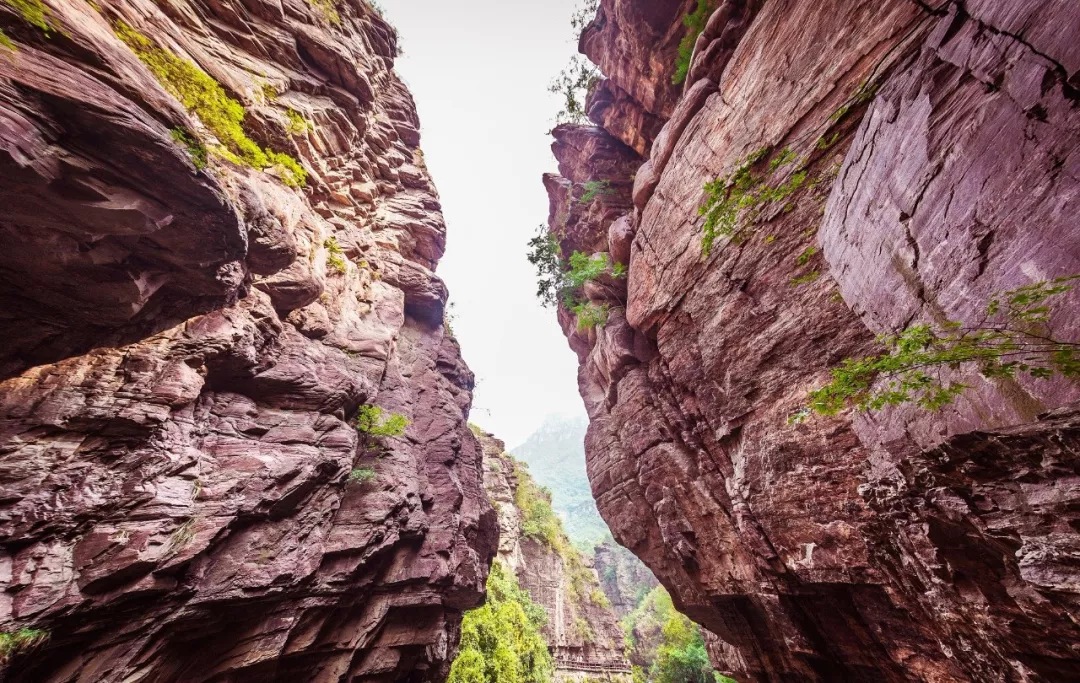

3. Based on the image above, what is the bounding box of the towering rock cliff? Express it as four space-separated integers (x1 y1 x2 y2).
543 0 1080 680
476 429 632 682
0 0 497 680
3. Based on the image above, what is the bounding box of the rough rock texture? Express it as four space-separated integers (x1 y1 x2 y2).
545 0 1080 680
593 540 657 619
477 431 632 681
0 0 497 681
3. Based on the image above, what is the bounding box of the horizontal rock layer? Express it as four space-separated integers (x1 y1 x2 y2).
547 0 1080 680
0 0 496 681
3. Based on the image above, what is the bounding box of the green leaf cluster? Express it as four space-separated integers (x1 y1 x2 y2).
286 108 312 135
549 55 600 125
672 0 714 85
0 628 48 661
348 467 375 484
515 465 562 549
115 22 307 187
355 404 409 438
448 561 554 683
699 146 810 256
807 276 1080 417
526 228 625 329
622 587 731 683
309 0 341 26
324 236 347 274
578 180 614 205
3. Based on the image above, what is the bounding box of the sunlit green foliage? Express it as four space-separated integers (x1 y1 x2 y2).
579 180 614 204
699 146 810 256
348 467 375 484
673 0 714 85
570 301 609 330
355 404 409 438
448 561 554 683
807 277 1080 416
515 465 561 548
115 22 306 187
621 586 731 683
309 0 340 26
0 628 48 661
286 108 312 135
324 236 347 274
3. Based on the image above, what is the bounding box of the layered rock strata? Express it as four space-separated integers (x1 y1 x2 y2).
0 0 496 681
544 0 1080 680
593 540 657 619
477 430 632 682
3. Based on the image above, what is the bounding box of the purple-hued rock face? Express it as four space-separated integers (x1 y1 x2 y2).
544 0 1080 680
0 0 496 680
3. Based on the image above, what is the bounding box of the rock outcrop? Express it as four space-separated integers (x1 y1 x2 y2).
0 0 497 680
544 0 1080 680
477 430 632 682
593 540 656 619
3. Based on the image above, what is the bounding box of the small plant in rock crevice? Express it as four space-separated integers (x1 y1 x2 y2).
0 628 48 661
672 0 715 85
571 301 610 330
0 0 61 50
309 0 341 26
348 467 376 484
170 127 208 169
115 22 307 188
354 404 409 441
578 179 614 205
801 276 1080 419
324 236 347 274
286 108 312 135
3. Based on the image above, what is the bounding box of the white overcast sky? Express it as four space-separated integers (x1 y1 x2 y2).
380 0 588 446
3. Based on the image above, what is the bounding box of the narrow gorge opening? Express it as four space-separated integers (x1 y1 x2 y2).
0 0 1078 682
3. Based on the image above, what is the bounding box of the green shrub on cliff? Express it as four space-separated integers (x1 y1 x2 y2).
515 465 562 549
0 628 48 661
804 276 1080 418
115 22 306 187
448 561 553 683
354 405 409 438
673 0 715 85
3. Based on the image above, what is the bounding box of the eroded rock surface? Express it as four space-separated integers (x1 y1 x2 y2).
0 0 496 680
545 0 1080 680
477 430 632 681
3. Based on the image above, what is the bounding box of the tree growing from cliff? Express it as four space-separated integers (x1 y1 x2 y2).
550 55 601 126
805 276 1080 417
448 561 554 683
673 0 716 85
526 227 625 328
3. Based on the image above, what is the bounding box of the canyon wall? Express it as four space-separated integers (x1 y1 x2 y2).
544 0 1080 680
477 430 632 682
0 0 497 680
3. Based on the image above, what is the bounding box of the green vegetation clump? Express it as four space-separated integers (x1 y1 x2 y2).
515 465 562 548
590 588 611 608
578 180 614 204
115 22 306 187
622 586 730 683
286 108 312 135
672 0 714 85
324 236 347 274
571 301 609 330
348 467 376 484
574 616 595 643
170 127 208 169
698 146 811 256
309 0 341 26
789 270 820 287
0 628 48 661
805 276 1080 417
448 561 554 683
355 404 410 438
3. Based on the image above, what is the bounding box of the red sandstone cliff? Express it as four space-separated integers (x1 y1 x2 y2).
476 430 633 682
0 0 496 680
543 0 1080 680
